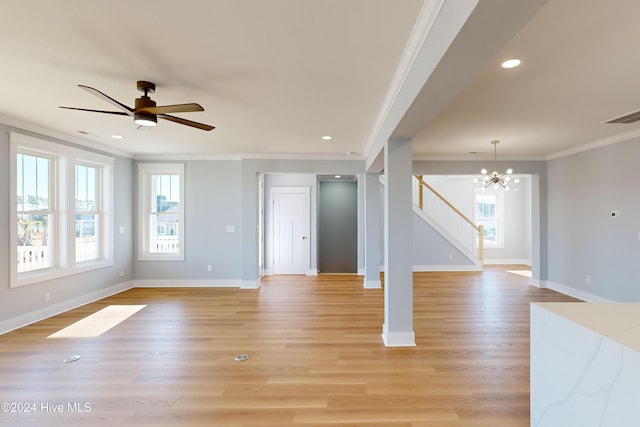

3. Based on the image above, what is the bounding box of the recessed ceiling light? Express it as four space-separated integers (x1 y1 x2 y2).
335 175 341 179
322 135 332 141
501 59 521 69
111 134 123 140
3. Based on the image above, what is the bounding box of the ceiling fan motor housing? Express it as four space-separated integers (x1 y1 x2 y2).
134 92 157 125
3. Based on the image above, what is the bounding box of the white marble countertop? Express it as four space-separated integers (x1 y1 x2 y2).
533 302 640 352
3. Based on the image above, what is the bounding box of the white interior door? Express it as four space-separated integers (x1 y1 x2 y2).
273 187 310 274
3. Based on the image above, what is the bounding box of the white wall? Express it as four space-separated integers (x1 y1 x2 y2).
422 175 532 264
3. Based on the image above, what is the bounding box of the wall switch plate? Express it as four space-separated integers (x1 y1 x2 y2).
207 265 212 272
226 225 236 233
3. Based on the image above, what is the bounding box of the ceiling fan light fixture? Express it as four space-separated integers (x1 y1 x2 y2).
134 113 157 127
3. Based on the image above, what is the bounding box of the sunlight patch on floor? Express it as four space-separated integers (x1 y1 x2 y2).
508 270 532 278
48 305 147 338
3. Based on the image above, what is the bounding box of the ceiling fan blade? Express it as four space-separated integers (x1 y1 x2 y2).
59 106 129 116
159 114 215 131
78 85 134 116
140 103 204 114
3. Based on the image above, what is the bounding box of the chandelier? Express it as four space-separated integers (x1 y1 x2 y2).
474 140 518 191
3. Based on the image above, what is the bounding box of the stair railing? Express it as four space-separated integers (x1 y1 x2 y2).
414 175 484 263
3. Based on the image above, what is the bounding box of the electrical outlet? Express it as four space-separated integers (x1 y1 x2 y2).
44 292 51 303
207 265 212 272
586 275 591 284
119 271 125 277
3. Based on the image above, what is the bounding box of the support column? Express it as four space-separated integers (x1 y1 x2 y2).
382 138 415 347
363 172 381 289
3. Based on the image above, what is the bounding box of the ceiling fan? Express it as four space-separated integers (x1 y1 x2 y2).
60 80 215 131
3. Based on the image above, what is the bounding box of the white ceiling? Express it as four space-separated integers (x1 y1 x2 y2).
2 0 640 161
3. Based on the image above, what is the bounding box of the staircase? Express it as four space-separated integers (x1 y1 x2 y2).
412 175 484 269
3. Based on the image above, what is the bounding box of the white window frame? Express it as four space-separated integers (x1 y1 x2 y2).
9 133 114 288
137 163 185 261
474 188 505 249
75 161 104 264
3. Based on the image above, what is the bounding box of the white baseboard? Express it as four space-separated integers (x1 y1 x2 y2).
381 324 416 347
484 258 531 265
363 278 382 289
0 281 134 335
540 280 614 302
133 279 241 288
413 264 482 272
241 280 261 289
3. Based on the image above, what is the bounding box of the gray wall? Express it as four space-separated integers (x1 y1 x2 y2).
547 138 640 301
133 160 243 282
412 211 474 267
0 125 134 326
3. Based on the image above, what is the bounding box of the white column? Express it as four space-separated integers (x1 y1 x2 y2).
363 172 381 288
382 138 415 347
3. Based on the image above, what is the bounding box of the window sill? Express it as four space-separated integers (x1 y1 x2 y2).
11 260 113 288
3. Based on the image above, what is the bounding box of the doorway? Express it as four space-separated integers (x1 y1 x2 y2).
318 177 358 273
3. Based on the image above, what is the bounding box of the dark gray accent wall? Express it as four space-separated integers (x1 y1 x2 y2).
318 181 358 273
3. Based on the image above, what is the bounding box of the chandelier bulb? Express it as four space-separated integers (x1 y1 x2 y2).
481 168 488 175
506 168 513 175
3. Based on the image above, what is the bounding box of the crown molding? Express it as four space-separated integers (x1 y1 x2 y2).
0 114 133 159
546 128 640 160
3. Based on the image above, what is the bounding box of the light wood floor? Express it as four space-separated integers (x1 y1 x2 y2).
0 267 578 426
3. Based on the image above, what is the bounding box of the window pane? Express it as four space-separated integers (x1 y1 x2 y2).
76 164 97 212
478 219 497 244
17 213 51 273
149 214 180 253
76 214 98 262
151 174 180 213
17 153 49 211
148 173 180 254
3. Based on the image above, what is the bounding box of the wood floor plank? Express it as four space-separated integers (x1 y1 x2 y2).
0 267 578 426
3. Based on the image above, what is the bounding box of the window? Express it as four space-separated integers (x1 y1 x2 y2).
474 189 504 248
75 163 100 263
138 163 185 261
16 151 54 274
10 133 113 287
